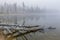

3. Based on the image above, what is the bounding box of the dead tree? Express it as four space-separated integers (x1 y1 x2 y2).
0 24 43 40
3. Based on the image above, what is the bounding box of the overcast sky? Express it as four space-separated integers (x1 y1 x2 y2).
0 0 60 10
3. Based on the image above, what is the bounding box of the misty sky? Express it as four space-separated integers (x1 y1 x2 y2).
0 0 60 10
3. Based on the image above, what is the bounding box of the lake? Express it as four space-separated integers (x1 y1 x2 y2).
0 12 60 40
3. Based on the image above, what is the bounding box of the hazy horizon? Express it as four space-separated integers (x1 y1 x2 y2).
0 0 60 11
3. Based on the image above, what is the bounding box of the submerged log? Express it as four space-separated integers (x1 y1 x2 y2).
48 26 56 29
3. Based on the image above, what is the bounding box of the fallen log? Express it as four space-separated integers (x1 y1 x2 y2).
0 24 44 40
5 27 42 39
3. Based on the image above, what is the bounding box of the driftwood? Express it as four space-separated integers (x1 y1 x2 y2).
0 24 43 40
0 24 39 27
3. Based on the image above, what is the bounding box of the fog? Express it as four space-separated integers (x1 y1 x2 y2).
1 0 60 10
0 0 60 40
0 0 60 29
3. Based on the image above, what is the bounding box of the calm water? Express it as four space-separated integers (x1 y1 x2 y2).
1 13 60 40
3 12 60 31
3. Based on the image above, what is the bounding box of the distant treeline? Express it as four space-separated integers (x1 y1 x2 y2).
0 2 41 13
